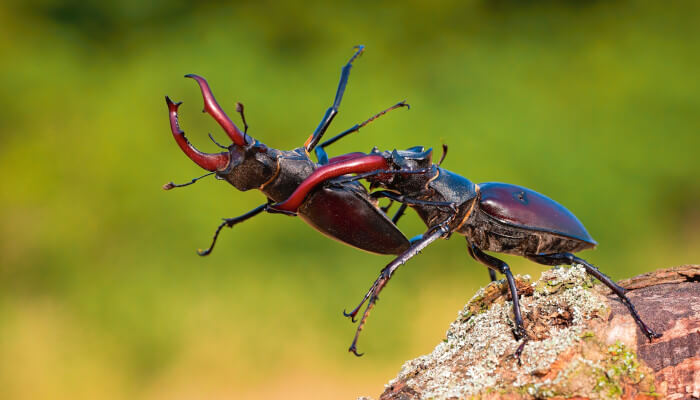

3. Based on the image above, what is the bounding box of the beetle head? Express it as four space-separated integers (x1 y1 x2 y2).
366 146 435 190
390 146 434 170
166 75 278 191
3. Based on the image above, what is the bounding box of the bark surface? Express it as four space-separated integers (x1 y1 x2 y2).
372 265 699 400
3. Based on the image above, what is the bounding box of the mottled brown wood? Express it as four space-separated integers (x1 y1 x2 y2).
374 265 699 400
616 265 699 290
602 265 699 399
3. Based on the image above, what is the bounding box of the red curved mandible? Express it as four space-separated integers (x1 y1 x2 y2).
166 96 230 171
185 74 248 146
272 155 389 212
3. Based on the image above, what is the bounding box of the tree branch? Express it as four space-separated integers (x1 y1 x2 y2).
371 265 699 400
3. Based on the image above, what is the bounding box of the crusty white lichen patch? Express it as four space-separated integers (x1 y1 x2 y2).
385 265 609 399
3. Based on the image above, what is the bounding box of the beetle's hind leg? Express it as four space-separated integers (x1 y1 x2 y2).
526 253 662 341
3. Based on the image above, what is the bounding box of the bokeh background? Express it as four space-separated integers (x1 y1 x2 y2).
1 1 698 399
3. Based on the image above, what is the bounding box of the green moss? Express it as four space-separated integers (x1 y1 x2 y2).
589 341 656 399
607 342 640 379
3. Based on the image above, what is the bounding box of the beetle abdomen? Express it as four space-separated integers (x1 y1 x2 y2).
461 208 593 255
460 182 597 255
297 184 411 255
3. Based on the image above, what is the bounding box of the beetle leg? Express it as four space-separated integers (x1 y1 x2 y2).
467 243 529 360
343 283 377 323
392 204 408 224
379 199 394 214
488 269 498 282
197 201 300 256
371 190 456 210
348 223 450 356
372 190 460 228
526 253 662 341
304 45 365 153
371 191 464 239
197 203 272 256
315 100 410 164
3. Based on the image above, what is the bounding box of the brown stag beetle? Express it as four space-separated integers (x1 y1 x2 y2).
299 145 662 356
164 46 418 257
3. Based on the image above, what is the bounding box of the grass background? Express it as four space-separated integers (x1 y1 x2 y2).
1 1 698 398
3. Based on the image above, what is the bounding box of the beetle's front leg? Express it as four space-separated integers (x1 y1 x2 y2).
371 190 461 229
346 223 450 356
314 100 409 164
304 45 365 153
370 190 456 210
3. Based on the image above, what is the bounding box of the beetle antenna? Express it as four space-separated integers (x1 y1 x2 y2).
235 102 252 145
236 101 249 131
438 144 448 166
163 172 215 190
208 133 229 149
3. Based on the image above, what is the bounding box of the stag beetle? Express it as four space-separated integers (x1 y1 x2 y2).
165 46 661 357
273 146 662 355
164 46 416 256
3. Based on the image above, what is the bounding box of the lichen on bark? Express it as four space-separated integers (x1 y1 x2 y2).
375 265 700 400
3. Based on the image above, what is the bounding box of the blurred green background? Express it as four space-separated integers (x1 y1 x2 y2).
1 1 698 398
